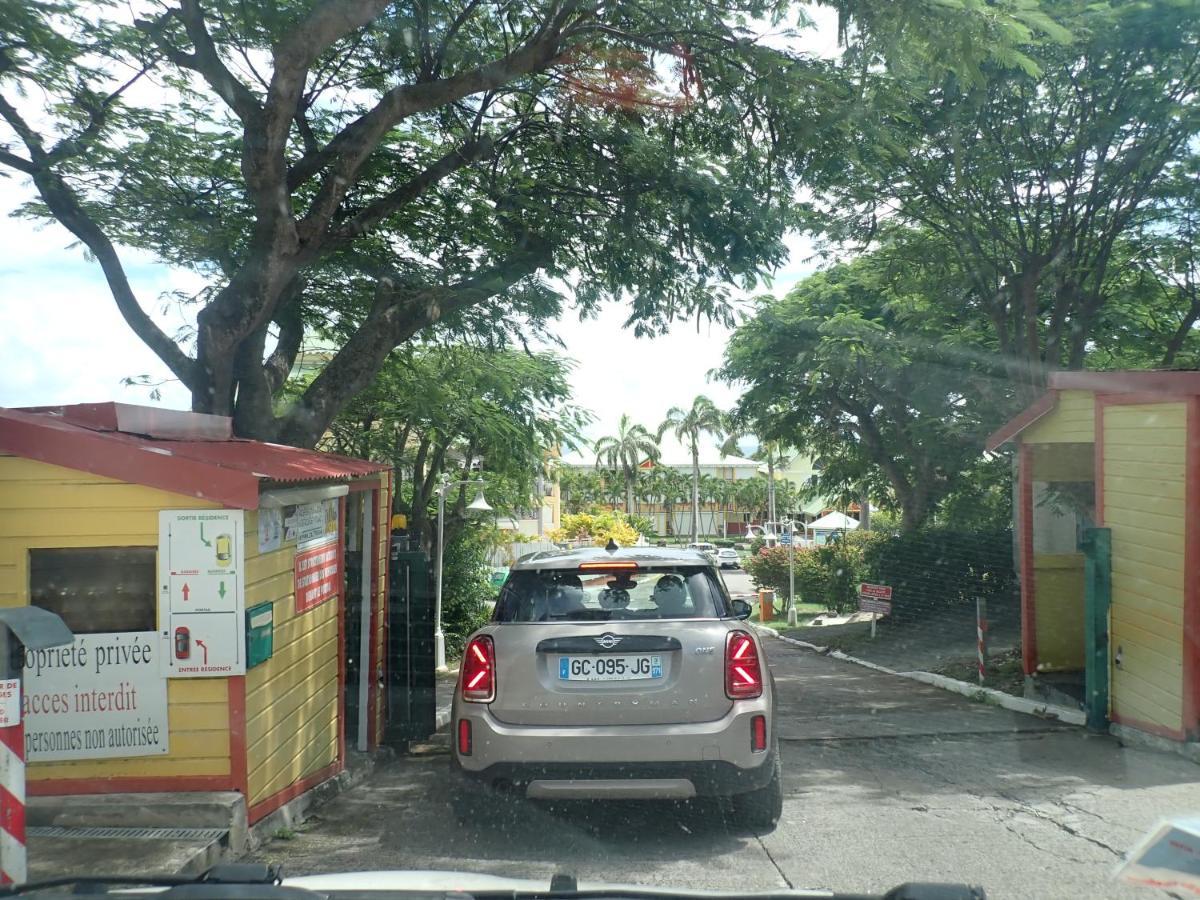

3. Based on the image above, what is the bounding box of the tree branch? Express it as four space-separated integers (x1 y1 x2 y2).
277 239 552 447
286 30 567 193
0 95 197 388
332 136 494 240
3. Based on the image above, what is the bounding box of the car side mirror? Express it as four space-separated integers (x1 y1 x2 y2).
731 598 752 620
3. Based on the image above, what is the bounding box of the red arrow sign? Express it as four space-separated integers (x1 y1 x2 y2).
195 638 209 665
182 583 190 602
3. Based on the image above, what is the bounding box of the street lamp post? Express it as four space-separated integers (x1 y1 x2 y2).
785 518 798 627
434 474 492 671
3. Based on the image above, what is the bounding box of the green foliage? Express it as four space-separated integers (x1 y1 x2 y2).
722 237 1016 531
626 513 656 539
441 528 494 658
749 536 766 555
860 527 1017 618
745 531 884 612
594 415 660 514
550 511 641 547
317 343 587 544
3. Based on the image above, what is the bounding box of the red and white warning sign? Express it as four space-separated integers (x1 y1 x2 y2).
0 680 19 728
295 537 340 614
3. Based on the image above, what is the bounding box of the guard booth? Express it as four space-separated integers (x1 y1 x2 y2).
988 372 1200 747
0 402 392 824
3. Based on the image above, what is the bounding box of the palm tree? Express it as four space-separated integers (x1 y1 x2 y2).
658 396 725 543
594 414 660 515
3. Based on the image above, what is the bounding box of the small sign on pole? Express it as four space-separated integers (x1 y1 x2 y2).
857 583 892 638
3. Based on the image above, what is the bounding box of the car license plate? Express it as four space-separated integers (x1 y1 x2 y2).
558 654 663 681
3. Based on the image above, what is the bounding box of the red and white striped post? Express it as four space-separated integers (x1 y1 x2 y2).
0 678 24 883
976 598 989 686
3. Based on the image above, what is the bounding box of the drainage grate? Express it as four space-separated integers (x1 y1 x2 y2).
28 826 226 842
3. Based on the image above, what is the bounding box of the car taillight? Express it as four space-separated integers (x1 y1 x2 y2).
751 714 767 752
461 635 495 703
725 630 762 699
458 718 473 756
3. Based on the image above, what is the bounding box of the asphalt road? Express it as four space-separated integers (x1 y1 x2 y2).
252 638 1200 899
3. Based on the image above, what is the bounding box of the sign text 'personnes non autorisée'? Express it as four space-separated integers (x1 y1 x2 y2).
22 631 169 762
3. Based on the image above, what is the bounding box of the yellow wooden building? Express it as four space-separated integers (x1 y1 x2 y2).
988 372 1200 743
0 403 391 823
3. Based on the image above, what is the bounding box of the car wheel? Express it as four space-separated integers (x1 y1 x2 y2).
730 752 782 831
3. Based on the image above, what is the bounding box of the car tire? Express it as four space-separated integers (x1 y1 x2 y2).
730 752 782 831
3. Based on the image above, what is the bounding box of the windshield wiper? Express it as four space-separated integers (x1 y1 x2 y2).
0 864 310 899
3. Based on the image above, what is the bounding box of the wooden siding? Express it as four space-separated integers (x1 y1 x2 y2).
0 456 232 784
244 508 340 807
1104 403 1187 732
1024 390 1096 443
1032 554 1085 671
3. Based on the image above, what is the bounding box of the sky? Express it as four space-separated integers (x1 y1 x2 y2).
0 6 839 444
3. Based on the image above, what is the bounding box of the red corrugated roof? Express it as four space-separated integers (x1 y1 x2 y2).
0 404 389 509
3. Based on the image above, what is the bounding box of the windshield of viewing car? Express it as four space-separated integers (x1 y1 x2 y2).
493 566 728 622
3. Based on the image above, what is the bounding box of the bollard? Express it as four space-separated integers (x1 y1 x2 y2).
758 589 775 623
0 717 23 884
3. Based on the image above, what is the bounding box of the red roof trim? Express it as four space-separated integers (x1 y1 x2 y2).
1049 371 1200 395
0 409 260 508
0 407 390 508
985 391 1058 452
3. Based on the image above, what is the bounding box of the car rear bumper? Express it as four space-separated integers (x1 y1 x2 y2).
451 752 777 799
452 697 773 797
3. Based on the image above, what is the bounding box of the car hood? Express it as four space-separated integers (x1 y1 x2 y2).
284 871 829 896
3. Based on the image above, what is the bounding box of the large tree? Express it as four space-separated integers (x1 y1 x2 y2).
593 413 659 515
1 0 1067 444
658 394 725 542
821 0 1200 397
318 343 587 546
721 237 1012 531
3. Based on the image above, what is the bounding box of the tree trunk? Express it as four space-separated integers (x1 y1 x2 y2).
625 474 636 517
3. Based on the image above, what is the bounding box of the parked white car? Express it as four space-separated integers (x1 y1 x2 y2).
716 547 741 569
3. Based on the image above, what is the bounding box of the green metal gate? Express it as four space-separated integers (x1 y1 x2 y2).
386 546 436 742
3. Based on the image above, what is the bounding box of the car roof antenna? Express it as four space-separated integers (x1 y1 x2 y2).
605 538 619 553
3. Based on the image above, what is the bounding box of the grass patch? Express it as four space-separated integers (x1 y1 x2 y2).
932 647 1024 697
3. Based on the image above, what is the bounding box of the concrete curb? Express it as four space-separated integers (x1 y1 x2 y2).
435 708 451 732
754 625 1087 727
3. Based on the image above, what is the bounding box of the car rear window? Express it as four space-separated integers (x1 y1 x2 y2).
494 565 730 622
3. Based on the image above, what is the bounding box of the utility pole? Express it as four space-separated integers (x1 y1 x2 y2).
787 518 797 626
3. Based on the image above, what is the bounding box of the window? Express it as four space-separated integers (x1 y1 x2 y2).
494 565 729 622
29 547 156 634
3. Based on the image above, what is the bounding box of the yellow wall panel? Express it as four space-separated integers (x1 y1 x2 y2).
243 501 344 809
1032 554 1085 670
1025 391 1096 443
1103 402 1187 733
0 457 234 785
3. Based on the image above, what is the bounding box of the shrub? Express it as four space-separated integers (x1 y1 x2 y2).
749 536 766 555
626 513 656 539
441 528 494 658
550 511 640 546
860 526 1016 621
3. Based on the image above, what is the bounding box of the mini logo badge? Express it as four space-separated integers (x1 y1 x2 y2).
694 646 716 655
595 633 622 650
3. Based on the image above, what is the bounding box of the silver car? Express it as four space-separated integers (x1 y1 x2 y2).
450 546 781 828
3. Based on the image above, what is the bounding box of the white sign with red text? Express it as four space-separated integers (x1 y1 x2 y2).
21 632 168 762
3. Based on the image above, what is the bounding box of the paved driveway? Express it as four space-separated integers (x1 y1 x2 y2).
253 637 1200 899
